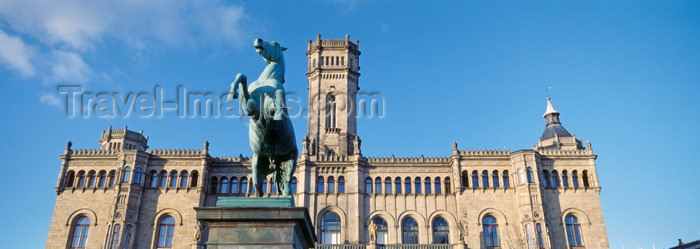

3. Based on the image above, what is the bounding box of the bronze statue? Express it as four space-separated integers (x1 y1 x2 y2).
227 38 298 197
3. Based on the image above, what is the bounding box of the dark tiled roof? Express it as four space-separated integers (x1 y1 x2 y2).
540 123 573 140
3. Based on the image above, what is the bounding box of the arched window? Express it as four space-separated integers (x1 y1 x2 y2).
424 177 432 194
325 94 336 128
149 171 158 188
159 172 167 187
492 171 500 188
221 177 229 194
78 171 86 188
414 177 421 194
562 170 570 187
291 177 298 193
482 171 490 188
318 176 325 193
71 216 91 248
180 172 188 188
402 217 419 244
432 217 449 244
107 171 116 187
542 170 550 188
133 168 142 184
327 177 335 193
241 177 248 194
517 168 526 185
157 216 175 248
502 171 510 188
190 171 199 188
482 215 500 247
373 217 388 245
551 170 560 188
321 212 341 244
404 177 412 194
526 167 535 183
122 225 132 249
110 224 120 249
434 177 442 194
210 177 218 193
471 171 479 188
536 223 545 249
445 177 451 194
566 215 584 247
88 171 96 188
375 177 382 194
98 171 107 188
122 167 131 183
169 172 178 188
461 170 469 188
65 171 75 188
526 224 535 249
395 177 402 194
572 171 580 188
582 170 590 188
385 177 392 194
316 176 325 193
338 177 345 193
365 177 372 194
230 177 238 194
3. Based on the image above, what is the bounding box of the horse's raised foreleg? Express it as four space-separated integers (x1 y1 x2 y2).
251 154 269 197
228 73 253 116
227 73 246 100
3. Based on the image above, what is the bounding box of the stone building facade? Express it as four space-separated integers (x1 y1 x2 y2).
46 35 610 249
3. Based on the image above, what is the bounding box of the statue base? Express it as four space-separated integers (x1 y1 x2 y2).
196 197 316 249
216 196 295 207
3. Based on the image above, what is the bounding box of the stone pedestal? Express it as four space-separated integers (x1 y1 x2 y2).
195 197 316 249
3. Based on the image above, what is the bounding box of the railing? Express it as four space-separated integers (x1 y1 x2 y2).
380 245 452 249
309 39 358 50
316 245 452 249
316 245 365 249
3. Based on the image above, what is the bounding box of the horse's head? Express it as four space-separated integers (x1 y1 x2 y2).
254 38 287 64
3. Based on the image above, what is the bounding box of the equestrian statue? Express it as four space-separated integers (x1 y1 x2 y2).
227 38 298 197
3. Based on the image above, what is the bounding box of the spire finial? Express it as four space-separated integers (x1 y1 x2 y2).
545 86 552 99
544 97 558 117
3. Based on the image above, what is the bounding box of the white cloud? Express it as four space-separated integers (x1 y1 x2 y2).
39 93 62 109
49 51 91 84
0 30 36 77
0 0 251 107
0 0 250 51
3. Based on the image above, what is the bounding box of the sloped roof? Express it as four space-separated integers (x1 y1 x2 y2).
540 123 573 140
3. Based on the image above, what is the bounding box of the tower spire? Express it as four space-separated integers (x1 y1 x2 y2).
535 97 584 150
543 97 561 125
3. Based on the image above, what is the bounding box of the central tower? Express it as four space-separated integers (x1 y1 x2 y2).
305 34 361 158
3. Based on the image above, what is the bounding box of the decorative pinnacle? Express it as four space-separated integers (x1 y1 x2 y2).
543 98 559 117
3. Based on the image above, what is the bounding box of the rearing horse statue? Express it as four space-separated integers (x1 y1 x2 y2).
227 38 298 197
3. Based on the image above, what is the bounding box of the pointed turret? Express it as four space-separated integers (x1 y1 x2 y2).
535 98 584 150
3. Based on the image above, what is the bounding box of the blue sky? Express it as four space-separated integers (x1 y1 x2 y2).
0 1 698 248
